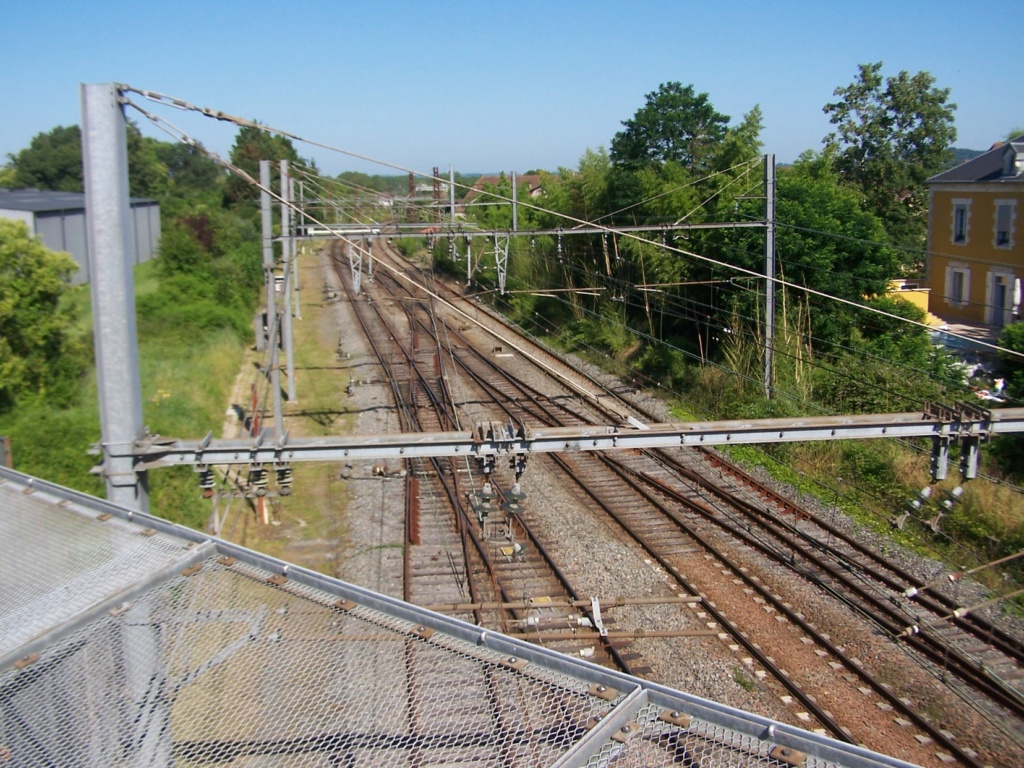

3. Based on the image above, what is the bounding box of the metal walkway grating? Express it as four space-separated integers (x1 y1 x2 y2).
0 468 918 767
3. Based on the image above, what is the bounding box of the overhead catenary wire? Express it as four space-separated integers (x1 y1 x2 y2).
903 550 1024 599
118 83 1024 362
899 588 1024 637
509 240 996 410
122 97 626 418
123 84 1024 501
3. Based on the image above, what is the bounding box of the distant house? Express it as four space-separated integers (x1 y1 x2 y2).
462 174 545 206
925 138 1023 327
0 188 160 285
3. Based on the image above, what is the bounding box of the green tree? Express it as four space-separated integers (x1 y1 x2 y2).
998 323 1024 404
155 143 224 204
224 124 303 208
708 150 898 357
0 220 83 410
557 148 612 224
8 125 85 192
823 62 957 257
775 151 898 337
610 82 730 172
7 124 172 198
713 105 765 172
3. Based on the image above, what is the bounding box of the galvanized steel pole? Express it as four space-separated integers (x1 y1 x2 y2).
512 170 518 232
763 154 776 400
291 176 302 320
280 160 297 404
80 83 148 511
260 161 284 436
449 164 456 226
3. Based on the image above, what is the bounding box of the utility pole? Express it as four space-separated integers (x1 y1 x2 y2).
291 176 302 321
260 160 284 437
81 83 148 512
449 164 456 226
763 154 776 400
512 170 518 233
432 166 441 222
280 160 297 404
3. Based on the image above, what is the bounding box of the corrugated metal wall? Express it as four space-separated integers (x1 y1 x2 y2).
8 201 160 285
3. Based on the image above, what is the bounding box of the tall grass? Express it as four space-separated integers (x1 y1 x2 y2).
2 252 254 529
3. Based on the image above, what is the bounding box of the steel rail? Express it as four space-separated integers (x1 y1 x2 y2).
595 455 986 767
337 244 634 671
378 265 862 743
421 263 1024 716
370 253 636 673
371 251 1009 763
330 244 487 627
360 242 1017 762
688 451 1024 662
662 450 1024 671
630 464 1024 721
432 327 990 763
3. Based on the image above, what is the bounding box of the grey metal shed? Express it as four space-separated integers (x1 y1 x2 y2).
0 187 160 285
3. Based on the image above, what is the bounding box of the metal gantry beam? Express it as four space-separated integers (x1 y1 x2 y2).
129 407 1024 473
297 220 766 240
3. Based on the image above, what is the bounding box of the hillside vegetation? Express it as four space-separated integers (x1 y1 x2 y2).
0 120 308 527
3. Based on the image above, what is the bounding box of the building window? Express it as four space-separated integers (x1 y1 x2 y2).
952 199 971 244
945 265 970 306
994 200 1015 248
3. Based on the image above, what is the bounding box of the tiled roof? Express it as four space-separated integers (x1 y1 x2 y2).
463 174 544 203
928 137 1024 184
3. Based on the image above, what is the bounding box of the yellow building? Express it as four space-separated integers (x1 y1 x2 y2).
926 138 1024 328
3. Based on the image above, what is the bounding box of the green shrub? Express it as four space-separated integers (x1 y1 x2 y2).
0 398 101 495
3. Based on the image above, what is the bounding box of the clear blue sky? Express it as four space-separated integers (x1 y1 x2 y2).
3 1 1020 178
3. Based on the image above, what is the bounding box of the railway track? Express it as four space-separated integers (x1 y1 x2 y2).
648 449 1024 712
327 238 1024 765
331 241 639 672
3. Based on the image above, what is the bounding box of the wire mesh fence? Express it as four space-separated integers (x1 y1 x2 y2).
0 468 917 767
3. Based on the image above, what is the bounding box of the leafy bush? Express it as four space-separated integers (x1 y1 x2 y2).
0 220 86 411
0 398 101 494
396 236 425 259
